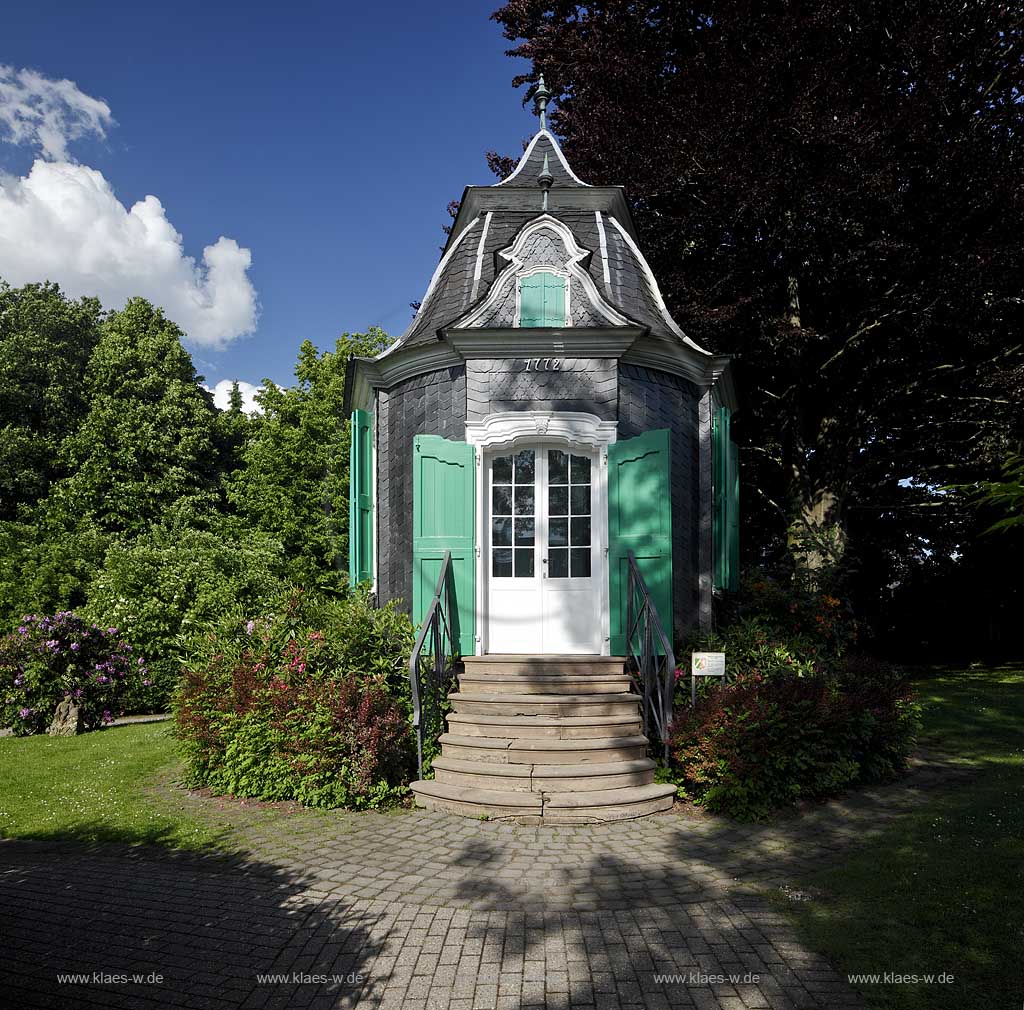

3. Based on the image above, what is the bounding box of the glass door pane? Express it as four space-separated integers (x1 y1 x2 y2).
491 450 535 578
546 450 591 579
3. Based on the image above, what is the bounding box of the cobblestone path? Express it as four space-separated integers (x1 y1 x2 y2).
1 749 969 1009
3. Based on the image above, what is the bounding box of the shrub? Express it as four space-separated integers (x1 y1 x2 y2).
835 654 923 782
82 525 288 711
668 660 920 820
173 588 416 809
685 574 859 691
0 612 151 735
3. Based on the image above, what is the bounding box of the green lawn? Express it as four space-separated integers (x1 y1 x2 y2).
0 721 229 849
776 664 1024 1010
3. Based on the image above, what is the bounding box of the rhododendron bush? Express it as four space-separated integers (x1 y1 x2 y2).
0 612 150 735
174 589 415 809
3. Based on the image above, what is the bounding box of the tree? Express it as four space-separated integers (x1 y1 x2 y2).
227 329 390 590
0 282 102 518
492 1 1024 589
0 298 226 620
45 297 224 537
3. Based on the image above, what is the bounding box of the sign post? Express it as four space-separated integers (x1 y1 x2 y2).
691 651 726 706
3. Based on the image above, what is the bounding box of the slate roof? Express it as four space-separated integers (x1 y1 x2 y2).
378 128 707 362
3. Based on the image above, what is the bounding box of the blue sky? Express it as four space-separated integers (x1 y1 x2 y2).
0 1 533 399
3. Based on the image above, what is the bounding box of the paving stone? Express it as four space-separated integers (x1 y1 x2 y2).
8 751 970 1009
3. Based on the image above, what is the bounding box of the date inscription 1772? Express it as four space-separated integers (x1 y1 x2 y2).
519 358 562 372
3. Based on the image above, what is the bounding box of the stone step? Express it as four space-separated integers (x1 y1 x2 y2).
462 655 626 677
458 672 632 695
446 712 642 740
542 783 677 824
438 733 649 765
409 779 675 824
432 756 657 793
410 780 543 821
449 692 640 718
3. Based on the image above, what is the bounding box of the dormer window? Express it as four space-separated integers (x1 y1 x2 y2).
518 270 566 327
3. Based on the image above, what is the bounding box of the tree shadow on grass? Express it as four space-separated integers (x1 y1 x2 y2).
0 836 386 1010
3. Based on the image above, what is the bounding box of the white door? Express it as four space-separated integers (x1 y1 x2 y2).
486 446 601 654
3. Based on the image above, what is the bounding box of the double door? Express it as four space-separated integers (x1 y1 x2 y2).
486 445 600 654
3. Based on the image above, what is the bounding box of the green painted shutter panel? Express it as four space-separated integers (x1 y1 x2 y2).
542 272 565 326
412 435 475 656
348 409 374 587
712 408 727 590
712 407 739 591
520 274 545 327
607 429 673 655
520 272 565 327
727 436 740 593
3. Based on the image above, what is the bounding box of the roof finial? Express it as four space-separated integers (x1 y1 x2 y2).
533 74 551 131
538 152 553 210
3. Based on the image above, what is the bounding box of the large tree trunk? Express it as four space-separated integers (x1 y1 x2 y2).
786 477 848 588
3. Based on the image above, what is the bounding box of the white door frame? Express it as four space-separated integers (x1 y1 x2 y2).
465 411 618 656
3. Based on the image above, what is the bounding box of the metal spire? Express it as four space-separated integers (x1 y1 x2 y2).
533 74 551 131
538 152 553 210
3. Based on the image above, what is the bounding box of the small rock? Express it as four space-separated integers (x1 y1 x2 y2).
48 699 83 736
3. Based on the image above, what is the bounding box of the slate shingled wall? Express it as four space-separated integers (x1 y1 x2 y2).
618 363 702 638
376 366 467 609
466 358 617 422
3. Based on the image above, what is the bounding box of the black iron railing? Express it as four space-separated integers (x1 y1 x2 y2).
624 550 677 759
409 550 459 780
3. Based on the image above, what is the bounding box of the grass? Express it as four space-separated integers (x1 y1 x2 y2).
0 721 230 849
776 664 1024 1010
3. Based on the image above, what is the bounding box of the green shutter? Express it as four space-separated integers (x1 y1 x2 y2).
727 435 740 593
412 435 476 656
348 409 374 586
608 429 673 655
520 274 545 327
519 272 565 327
542 272 565 326
712 407 739 592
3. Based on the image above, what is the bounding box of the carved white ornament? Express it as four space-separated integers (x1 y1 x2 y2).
465 410 618 453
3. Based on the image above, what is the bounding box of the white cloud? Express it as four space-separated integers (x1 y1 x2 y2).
0 66 258 349
0 160 259 348
0 64 113 163
205 379 266 415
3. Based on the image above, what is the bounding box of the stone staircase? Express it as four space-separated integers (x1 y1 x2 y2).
410 656 676 824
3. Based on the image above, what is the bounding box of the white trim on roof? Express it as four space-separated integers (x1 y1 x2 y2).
456 214 630 330
595 211 611 287
470 211 493 303
605 215 710 356
377 215 482 360
495 129 591 188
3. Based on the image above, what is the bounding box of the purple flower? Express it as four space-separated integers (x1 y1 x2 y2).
45 639 59 651
106 627 117 635
142 679 152 687
17 626 27 636
102 710 113 724
137 657 145 665
96 675 108 684
245 620 256 635
74 688 83 698
70 642 80 651
13 675 23 687
18 708 31 719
